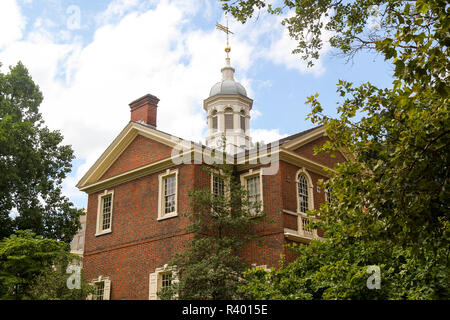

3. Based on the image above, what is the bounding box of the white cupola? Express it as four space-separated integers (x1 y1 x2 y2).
204 50 253 154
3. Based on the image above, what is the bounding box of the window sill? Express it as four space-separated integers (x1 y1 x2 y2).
157 212 178 221
95 229 112 237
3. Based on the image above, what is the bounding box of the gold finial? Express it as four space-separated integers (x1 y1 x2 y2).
216 16 233 58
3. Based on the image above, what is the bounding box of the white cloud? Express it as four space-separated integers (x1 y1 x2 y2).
96 0 140 25
251 129 288 145
265 14 332 76
250 109 262 120
0 0 26 49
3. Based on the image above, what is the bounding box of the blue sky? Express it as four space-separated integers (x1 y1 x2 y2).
0 0 394 209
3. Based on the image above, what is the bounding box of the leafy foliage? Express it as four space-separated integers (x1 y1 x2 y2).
223 0 449 299
158 166 267 300
0 61 83 242
0 230 92 300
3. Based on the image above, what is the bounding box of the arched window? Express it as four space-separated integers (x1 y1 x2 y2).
297 174 309 213
224 108 233 130
211 110 218 131
240 110 246 132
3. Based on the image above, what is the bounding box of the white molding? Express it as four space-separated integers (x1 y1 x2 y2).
282 209 298 216
282 126 326 150
77 122 179 189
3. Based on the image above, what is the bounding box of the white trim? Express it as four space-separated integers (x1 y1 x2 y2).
77 122 179 189
282 126 327 150
157 169 179 220
95 190 114 236
282 209 298 216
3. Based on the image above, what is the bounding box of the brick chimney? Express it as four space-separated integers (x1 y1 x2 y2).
129 94 159 127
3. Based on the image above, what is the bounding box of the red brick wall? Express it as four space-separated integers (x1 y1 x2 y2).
100 134 173 180
84 163 211 299
293 136 346 169
83 135 343 299
84 234 192 300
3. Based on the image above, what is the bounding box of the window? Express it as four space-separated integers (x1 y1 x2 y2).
212 175 225 198
211 110 218 131
89 277 111 300
101 195 112 230
295 168 317 239
240 170 264 214
240 110 246 132
96 191 114 235
161 273 172 289
158 169 178 220
94 281 105 300
149 266 178 300
297 174 309 213
225 107 233 130
164 175 176 214
247 176 261 204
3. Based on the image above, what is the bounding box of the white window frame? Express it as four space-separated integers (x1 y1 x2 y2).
295 168 317 238
210 171 232 216
157 168 179 221
88 276 111 300
149 265 178 300
240 169 264 213
95 190 114 236
210 169 230 198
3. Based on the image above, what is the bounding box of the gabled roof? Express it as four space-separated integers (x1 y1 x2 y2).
76 121 196 191
77 122 334 193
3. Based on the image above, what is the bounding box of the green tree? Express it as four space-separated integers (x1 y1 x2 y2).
0 61 82 242
223 0 449 299
0 230 92 300
158 166 267 300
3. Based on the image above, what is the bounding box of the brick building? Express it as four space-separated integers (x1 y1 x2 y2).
76 53 345 300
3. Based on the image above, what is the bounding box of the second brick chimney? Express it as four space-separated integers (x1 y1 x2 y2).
129 94 159 127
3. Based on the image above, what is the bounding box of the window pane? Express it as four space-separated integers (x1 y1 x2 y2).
240 114 245 131
297 175 309 213
247 176 260 203
102 195 112 230
95 281 105 300
161 273 172 289
164 175 176 214
213 175 225 197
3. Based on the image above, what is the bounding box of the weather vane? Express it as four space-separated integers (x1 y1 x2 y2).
216 16 234 58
